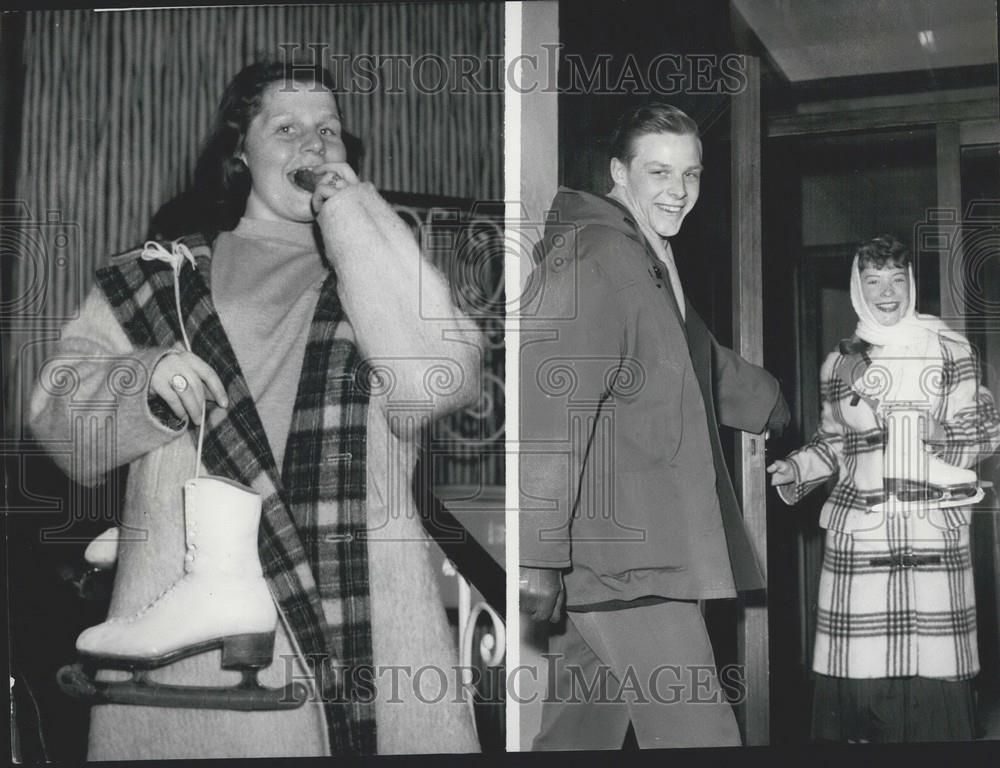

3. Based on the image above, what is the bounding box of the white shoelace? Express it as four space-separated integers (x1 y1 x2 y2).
141 240 207 477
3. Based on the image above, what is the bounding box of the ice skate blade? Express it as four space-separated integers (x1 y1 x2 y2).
936 485 986 509
57 663 309 711
869 486 986 514
77 631 275 671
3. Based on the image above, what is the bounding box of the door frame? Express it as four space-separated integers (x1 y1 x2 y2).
731 54 769 745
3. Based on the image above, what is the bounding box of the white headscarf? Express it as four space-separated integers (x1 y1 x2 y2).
848 254 959 405
849 254 951 349
608 183 686 319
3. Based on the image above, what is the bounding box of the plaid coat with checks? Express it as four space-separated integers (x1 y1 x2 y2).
29 184 481 756
777 334 1000 679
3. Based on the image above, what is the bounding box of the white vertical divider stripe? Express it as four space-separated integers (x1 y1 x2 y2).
503 0 522 753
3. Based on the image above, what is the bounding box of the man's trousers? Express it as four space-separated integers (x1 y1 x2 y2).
532 600 742 750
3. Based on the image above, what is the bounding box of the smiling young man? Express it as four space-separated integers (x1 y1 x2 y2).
519 102 790 749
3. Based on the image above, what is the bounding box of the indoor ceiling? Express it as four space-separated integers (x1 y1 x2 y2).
731 0 998 82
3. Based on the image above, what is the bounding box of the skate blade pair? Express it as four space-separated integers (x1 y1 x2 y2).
58 631 308 711
867 480 992 514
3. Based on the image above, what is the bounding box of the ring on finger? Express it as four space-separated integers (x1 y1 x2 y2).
170 374 190 393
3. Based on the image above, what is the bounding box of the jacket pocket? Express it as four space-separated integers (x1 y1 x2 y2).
612 363 689 472
576 466 714 577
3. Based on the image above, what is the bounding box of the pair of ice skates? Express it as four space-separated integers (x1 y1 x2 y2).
867 403 990 514
58 476 308 710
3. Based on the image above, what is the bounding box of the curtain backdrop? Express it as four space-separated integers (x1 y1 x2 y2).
7 4 502 456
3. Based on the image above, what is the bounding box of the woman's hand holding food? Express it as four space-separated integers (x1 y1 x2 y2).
309 161 361 217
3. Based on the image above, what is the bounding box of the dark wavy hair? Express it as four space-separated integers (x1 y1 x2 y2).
608 101 700 166
855 234 911 273
148 59 342 241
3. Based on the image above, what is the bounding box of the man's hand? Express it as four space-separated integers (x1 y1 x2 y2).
519 566 565 623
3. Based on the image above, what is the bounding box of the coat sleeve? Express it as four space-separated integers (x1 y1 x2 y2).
316 182 483 439
711 335 788 434
519 228 630 569
28 284 187 487
927 338 1000 468
775 351 845 506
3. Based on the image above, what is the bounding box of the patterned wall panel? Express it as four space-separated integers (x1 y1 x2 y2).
386 194 504 489
5 5 503 481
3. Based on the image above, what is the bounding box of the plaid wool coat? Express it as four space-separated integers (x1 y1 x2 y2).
29 183 482 757
777 334 1000 679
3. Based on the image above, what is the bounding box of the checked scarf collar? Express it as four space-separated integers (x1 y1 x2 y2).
94 233 376 755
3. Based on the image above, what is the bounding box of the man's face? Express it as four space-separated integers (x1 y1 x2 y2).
611 131 702 238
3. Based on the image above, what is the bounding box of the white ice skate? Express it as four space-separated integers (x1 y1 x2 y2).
84 526 119 570
869 404 991 513
58 475 307 710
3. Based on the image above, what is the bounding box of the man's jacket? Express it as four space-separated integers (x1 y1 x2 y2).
520 188 786 605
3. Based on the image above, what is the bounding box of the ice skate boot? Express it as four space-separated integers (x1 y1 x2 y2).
870 404 989 513
61 526 119 601
84 526 120 570
57 476 307 710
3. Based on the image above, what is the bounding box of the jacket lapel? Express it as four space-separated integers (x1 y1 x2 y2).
642 237 687 335
183 239 282 486
603 195 688 335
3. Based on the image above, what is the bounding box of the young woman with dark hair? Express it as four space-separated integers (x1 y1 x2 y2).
768 235 1000 742
30 59 481 758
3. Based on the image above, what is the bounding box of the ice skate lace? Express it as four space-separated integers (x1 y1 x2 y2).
105 510 201 623
140 240 207 478
103 243 208 625
103 574 192 624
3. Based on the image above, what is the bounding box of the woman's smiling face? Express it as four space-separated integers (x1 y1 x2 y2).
860 266 910 326
240 81 345 223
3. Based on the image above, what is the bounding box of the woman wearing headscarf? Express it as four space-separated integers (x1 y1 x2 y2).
29 60 482 758
768 234 1000 742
